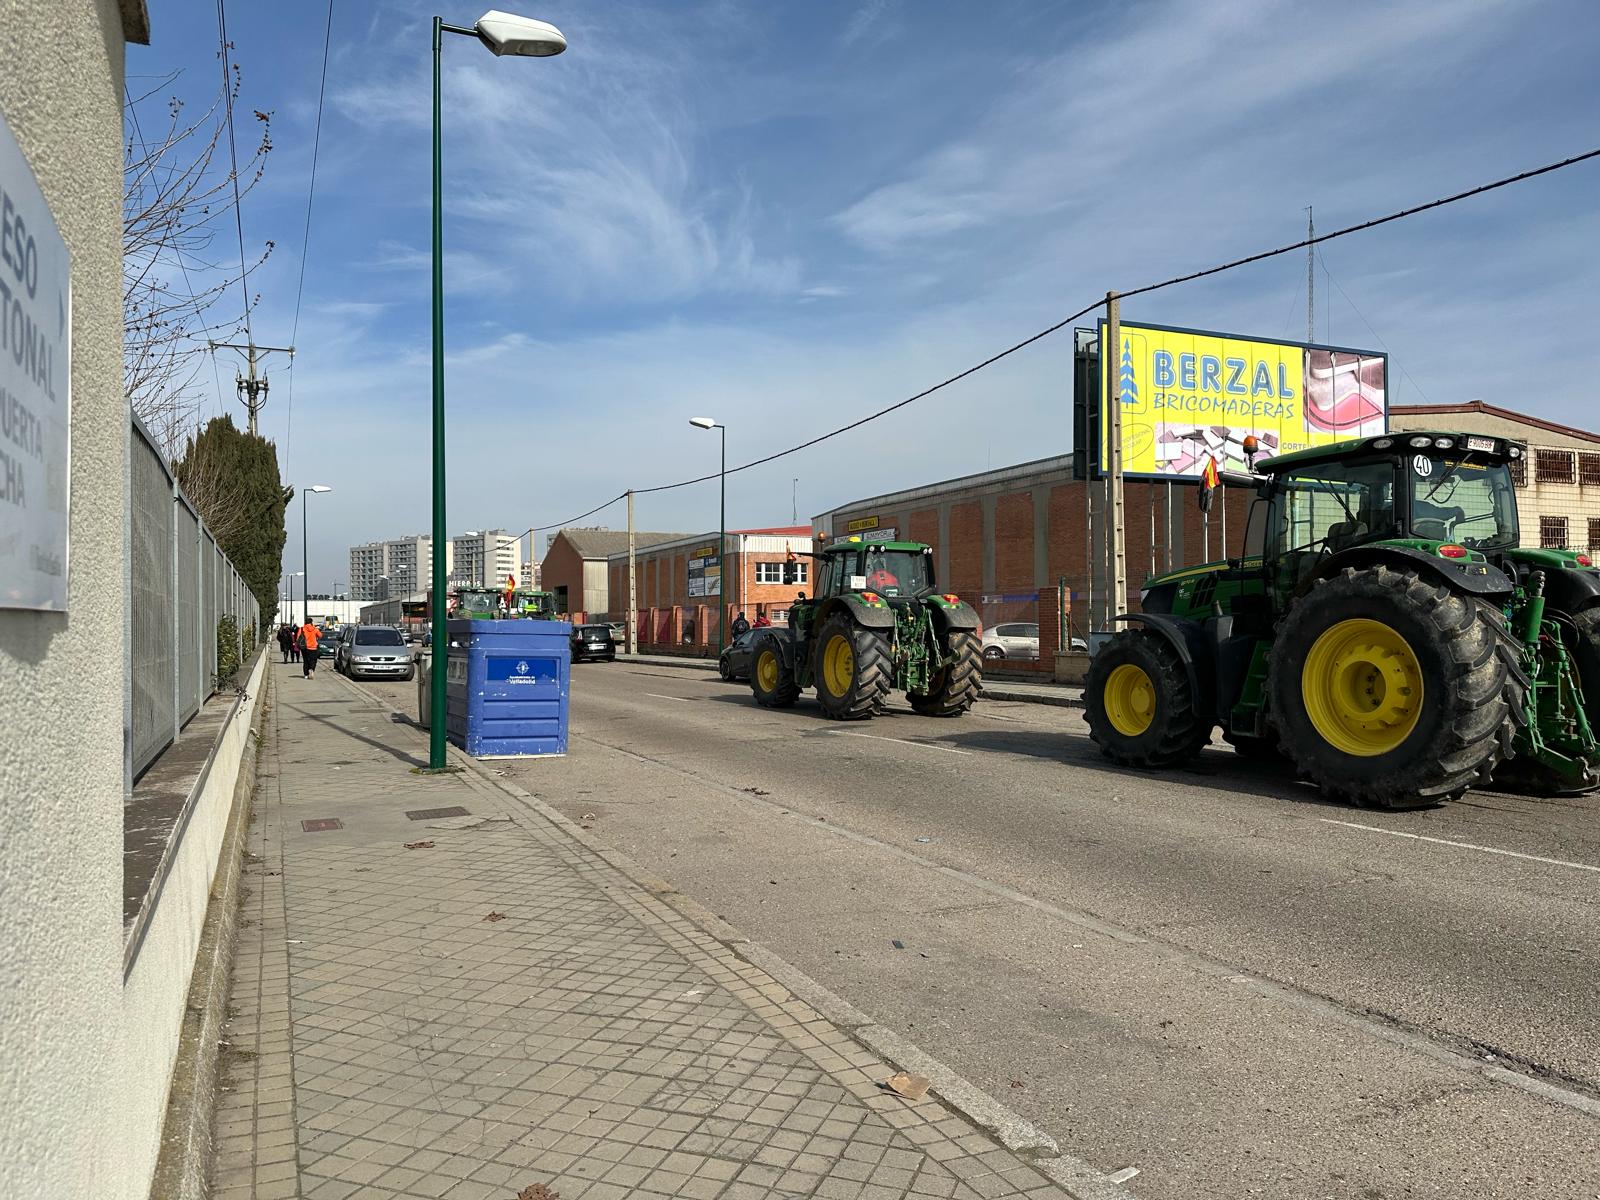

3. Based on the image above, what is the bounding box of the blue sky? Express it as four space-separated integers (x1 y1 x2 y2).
129 0 1600 591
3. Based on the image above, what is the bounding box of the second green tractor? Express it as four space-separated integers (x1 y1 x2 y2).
1086 431 1600 809
749 539 983 720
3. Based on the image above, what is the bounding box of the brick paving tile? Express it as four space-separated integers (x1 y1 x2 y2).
211 662 1076 1198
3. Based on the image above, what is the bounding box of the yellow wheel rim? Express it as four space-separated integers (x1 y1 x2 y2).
1104 663 1156 736
1301 618 1423 757
755 649 780 692
822 634 855 695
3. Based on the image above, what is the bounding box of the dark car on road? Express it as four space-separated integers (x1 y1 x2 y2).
719 629 758 682
571 623 616 663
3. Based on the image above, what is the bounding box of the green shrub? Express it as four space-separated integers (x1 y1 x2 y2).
217 614 241 685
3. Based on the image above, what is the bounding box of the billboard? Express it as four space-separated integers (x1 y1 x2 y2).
1096 320 1387 479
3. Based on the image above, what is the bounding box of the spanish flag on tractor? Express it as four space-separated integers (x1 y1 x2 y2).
1198 457 1219 513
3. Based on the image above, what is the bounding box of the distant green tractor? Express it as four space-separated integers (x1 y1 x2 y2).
750 539 983 720
452 586 558 620
1086 431 1600 808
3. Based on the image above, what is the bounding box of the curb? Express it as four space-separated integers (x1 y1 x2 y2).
149 659 271 1200
335 671 1135 1200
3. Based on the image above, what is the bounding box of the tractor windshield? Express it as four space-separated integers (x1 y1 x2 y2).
1409 455 1518 550
1277 459 1398 557
860 549 932 598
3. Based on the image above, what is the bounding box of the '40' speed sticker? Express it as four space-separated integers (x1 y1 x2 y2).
1412 454 1433 477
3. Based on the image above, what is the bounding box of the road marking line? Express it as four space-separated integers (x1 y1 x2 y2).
1319 819 1600 875
823 730 971 755
643 693 691 703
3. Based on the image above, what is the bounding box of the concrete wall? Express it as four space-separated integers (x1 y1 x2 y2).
122 651 266 1193
0 1 143 1196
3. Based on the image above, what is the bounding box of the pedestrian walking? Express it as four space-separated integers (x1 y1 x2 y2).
753 612 771 629
731 611 751 637
277 623 293 663
299 619 322 678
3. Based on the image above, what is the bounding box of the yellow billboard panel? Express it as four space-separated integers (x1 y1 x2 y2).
1100 321 1387 478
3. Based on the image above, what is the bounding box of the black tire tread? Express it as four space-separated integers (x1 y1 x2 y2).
814 614 891 721
910 631 982 717
1085 629 1211 767
750 635 801 709
1268 565 1515 810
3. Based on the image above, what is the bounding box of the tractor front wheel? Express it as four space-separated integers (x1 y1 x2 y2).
750 637 800 708
813 614 891 720
1269 565 1514 809
909 631 982 717
1085 629 1212 767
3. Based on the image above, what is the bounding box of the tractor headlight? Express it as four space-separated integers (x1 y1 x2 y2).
1408 436 1434 448
1372 437 1393 449
1509 446 1523 459
1434 437 1454 449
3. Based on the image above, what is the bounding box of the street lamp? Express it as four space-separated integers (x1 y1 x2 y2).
430 10 567 771
689 417 727 652
301 486 332 625
285 571 304 626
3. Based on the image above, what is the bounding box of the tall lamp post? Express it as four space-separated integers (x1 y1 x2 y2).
689 417 727 651
300 485 332 625
286 571 304 626
429 10 567 771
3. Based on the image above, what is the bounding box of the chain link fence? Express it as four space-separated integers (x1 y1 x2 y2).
130 413 261 779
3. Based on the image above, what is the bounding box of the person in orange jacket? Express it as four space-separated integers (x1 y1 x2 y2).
299 619 322 678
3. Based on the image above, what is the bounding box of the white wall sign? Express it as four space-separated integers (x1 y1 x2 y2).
0 110 71 610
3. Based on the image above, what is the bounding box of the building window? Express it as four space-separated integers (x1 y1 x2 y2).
1590 518 1600 555
1535 449 1574 484
1580 453 1600 487
1540 515 1568 549
1510 454 1527 488
755 560 807 584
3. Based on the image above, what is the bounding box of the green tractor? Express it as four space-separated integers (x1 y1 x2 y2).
452 586 558 620
1086 431 1600 808
749 538 983 720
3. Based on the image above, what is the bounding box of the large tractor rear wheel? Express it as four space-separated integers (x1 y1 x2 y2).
750 637 801 709
813 613 891 720
1085 628 1211 766
1269 565 1514 809
909 631 982 717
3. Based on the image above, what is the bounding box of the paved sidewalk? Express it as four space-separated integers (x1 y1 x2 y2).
213 659 1089 1199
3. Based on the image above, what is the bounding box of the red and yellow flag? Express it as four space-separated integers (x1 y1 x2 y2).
1198 457 1219 514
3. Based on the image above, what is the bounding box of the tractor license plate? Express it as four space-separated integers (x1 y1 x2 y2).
1467 436 1495 452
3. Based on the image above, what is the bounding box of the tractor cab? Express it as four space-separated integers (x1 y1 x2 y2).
815 540 936 602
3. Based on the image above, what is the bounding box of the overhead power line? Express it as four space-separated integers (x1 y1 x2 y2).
215 0 253 346
284 0 336 478
510 144 1600 538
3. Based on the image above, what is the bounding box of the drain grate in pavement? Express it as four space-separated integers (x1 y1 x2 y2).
301 818 343 832
405 806 470 821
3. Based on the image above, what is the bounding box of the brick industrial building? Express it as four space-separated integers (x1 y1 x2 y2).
604 528 814 629
540 528 690 616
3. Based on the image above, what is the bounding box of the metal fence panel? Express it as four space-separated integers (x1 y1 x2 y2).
202 534 217 689
175 504 201 724
130 429 176 776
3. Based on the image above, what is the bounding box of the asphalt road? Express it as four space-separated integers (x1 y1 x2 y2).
360 660 1600 1200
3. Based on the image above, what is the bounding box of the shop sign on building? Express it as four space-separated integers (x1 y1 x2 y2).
0 111 72 610
688 542 721 598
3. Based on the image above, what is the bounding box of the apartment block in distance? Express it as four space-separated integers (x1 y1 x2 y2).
450 529 523 589
348 535 450 601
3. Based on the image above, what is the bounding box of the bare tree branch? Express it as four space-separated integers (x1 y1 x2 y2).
125 56 276 462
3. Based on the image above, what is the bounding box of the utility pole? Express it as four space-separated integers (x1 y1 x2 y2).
1306 206 1315 345
627 490 637 656
208 340 295 436
1105 292 1127 623
792 479 798 526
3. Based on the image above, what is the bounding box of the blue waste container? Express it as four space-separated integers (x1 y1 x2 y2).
445 619 570 756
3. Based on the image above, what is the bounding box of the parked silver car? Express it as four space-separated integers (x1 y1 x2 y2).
981 621 1041 661
339 625 414 680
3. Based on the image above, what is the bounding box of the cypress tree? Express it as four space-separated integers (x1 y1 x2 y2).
175 415 289 621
